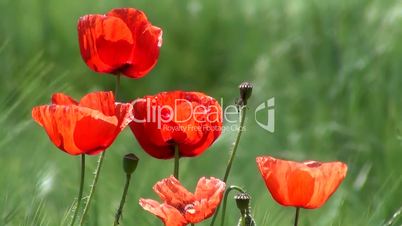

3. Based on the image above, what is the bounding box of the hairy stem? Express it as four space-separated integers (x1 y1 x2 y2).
70 154 85 226
113 174 132 226
79 151 105 225
114 74 121 99
223 106 247 182
210 107 248 226
174 145 180 179
294 208 300 226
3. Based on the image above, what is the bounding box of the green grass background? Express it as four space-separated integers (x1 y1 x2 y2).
1 0 402 225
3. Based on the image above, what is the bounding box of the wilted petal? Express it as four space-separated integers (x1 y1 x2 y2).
153 176 195 208
185 177 225 223
139 199 186 226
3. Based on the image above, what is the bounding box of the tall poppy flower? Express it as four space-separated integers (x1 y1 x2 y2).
129 91 222 159
32 91 132 155
256 156 347 209
140 176 225 226
78 8 162 78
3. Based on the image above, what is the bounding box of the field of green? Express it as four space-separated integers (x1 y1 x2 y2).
1 0 402 225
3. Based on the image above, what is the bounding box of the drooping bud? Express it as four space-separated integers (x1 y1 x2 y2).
123 153 139 175
239 82 253 106
235 192 257 226
235 192 251 212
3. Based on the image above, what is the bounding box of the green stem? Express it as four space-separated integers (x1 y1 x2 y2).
384 205 402 226
223 106 247 182
174 145 180 179
114 74 121 99
78 73 121 225
294 208 300 226
241 212 246 226
209 186 245 226
210 107 247 226
79 151 106 226
70 154 85 226
114 174 132 226
220 186 246 226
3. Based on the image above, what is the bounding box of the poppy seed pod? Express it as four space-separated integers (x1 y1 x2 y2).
239 82 253 105
123 153 139 175
234 193 250 213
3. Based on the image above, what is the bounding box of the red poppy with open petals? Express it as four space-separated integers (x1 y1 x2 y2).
256 156 347 209
140 176 225 226
32 91 132 155
129 91 222 159
78 8 162 78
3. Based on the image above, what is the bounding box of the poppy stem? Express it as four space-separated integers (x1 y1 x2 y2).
384 205 402 226
113 173 132 226
173 145 180 179
294 207 300 226
79 151 106 226
209 185 245 226
210 107 247 226
223 106 247 182
70 154 85 226
115 74 121 99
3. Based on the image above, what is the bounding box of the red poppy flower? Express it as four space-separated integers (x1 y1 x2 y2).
140 176 225 226
129 91 222 159
32 91 132 155
78 8 162 78
256 156 347 209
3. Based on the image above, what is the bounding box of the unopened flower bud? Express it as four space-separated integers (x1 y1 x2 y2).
123 153 139 175
239 82 253 105
235 192 251 212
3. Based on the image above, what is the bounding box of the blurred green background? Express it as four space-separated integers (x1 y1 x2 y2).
1 0 402 225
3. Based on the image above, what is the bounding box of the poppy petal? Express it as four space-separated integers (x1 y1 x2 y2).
79 91 115 116
107 8 162 78
139 199 186 226
256 156 347 209
73 112 118 155
32 105 118 155
51 93 78 105
115 102 134 129
306 162 347 208
185 177 225 223
78 14 133 73
130 97 175 158
129 91 222 159
178 130 215 157
153 176 195 208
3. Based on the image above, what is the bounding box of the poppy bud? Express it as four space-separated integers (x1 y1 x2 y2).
234 192 251 212
239 82 253 106
123 153 139 175
235 193 257 226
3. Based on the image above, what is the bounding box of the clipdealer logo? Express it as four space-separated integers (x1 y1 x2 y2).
131 97 275 133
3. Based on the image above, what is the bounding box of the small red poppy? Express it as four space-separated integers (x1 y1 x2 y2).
140 176 226 226
256 156 347 209
32 91 132 155
129 91 222 159
78 8 162 78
